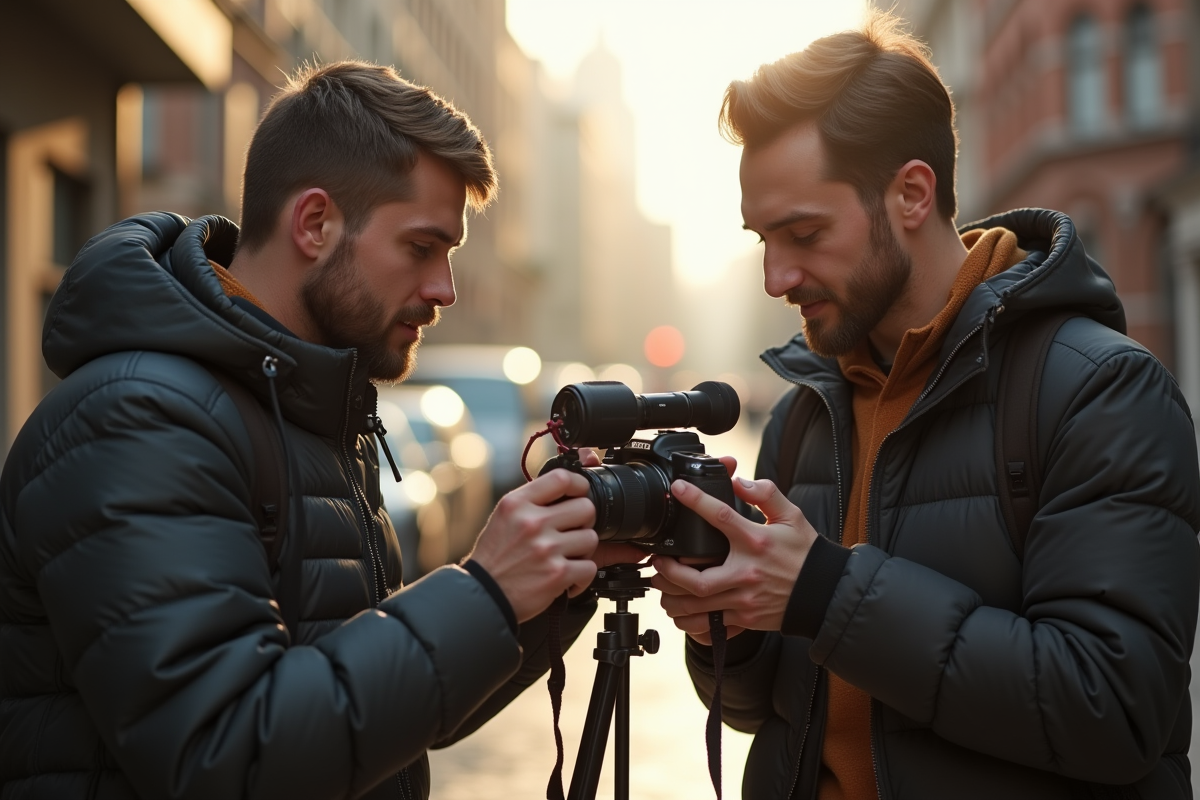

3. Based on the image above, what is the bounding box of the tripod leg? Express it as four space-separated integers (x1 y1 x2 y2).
568 658 623 800
616 666 629 800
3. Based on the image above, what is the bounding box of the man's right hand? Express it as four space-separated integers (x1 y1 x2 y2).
467 469 600 623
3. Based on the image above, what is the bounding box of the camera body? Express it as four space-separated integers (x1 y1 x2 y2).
539 380 741 561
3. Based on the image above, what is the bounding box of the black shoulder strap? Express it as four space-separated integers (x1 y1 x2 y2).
208 368 289 574
995 311 1080 561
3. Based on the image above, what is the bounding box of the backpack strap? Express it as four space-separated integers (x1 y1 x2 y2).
995 310 1080 561
208 368 289 575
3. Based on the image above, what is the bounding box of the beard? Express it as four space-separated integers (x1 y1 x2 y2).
786 205 912 358
301 235 440 382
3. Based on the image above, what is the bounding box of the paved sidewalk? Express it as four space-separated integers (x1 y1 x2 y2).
429 598 754 799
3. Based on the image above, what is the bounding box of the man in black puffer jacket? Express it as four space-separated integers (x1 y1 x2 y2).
0 62 641 799
651 13 1200 800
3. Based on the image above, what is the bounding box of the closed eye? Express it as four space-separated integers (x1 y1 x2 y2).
412 243 432 259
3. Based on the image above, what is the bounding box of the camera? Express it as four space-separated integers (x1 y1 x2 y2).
539 380 740 560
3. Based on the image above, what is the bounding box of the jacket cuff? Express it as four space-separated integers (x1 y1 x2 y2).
462 559 517 634
780 534 851 639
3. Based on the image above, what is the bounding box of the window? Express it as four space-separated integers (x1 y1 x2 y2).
51 166 89 267
1067 14 1106 136
1125 4 1162 128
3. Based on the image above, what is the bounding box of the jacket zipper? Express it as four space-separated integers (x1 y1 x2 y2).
340 352 386 606
786 667 822 800
395 767 413 799
778 380 846 800
858 308 1001 798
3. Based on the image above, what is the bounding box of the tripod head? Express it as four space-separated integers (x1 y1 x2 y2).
589 562 652 602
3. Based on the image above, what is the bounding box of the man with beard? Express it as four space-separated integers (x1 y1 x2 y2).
651 12 1200 800
0 61 641 799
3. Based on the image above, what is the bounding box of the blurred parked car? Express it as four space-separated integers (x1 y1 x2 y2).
376 384 491 581
406 345 541 496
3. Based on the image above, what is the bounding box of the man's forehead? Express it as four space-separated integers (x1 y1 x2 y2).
739 125 844 226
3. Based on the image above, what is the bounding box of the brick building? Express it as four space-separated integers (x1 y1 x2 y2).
885 0 1191 365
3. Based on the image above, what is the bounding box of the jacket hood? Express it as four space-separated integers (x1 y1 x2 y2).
43 213 367 438
762 208 1126 387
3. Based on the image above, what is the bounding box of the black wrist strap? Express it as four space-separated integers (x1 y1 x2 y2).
706 610 726 799
546 592 569 800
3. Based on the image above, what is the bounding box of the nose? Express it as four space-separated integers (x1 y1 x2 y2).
762 246 804 299
422 255 456 308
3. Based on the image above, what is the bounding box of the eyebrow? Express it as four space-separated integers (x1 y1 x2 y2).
743 210 827 234
411 224 464 248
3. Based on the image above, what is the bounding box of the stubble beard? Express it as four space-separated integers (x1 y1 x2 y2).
302 234 440 382
787 205 913 358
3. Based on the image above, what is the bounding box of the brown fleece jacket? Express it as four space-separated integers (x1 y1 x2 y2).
817 228 1025 800
210 260 267 310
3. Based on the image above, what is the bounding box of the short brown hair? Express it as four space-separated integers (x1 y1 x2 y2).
720 11 958 220
238 61 497 252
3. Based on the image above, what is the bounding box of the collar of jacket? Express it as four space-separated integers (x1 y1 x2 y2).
761 208 1126 418
43 212 373 441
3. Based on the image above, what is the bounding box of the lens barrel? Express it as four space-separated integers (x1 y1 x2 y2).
581 461 671 542
552 380 741 447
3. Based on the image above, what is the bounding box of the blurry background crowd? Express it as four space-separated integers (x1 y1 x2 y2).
4 0 1200 795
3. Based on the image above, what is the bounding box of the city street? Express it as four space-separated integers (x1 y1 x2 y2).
429 598 755 800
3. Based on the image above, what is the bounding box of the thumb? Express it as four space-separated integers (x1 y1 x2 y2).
732 476 797 524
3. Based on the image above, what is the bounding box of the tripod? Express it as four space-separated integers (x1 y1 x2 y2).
567 564 660 800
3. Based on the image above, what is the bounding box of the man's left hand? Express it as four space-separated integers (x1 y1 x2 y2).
651 475 818 644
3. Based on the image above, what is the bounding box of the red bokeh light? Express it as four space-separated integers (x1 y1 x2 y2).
644 325 685 368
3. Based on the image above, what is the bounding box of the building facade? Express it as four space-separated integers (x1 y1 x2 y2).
885 0 1190 366
0 0 233 446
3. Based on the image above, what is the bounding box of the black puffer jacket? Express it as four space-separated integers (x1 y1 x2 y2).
688 209 1200 799
0 213 594 799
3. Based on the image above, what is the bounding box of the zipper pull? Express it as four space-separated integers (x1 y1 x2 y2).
367 415 403 483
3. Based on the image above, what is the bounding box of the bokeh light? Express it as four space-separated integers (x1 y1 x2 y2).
421 385 465 428
556 361 596 385
402 470 438 505
503 346 542 384
597 363 643 393
450 431 490 470
644 325 685 368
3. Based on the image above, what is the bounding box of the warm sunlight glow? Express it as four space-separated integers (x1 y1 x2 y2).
507 0 866 286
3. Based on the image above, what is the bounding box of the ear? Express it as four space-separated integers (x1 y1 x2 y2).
289 189 343 260
887 159 938 232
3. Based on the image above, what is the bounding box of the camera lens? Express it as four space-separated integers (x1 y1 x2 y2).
581 461 671 542
552 380 741 447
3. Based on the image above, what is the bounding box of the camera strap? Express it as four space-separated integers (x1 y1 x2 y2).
706 610 727 799
546 591 570 800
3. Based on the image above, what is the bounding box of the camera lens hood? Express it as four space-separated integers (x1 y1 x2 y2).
690 381 741 436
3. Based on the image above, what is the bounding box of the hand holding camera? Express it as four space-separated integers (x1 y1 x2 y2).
651 475 819 644
467 469 599 624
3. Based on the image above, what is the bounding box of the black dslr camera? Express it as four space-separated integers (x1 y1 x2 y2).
539 380 740 561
